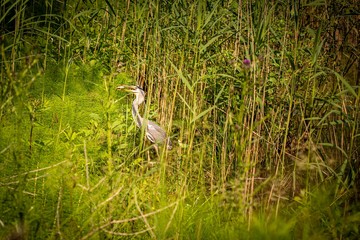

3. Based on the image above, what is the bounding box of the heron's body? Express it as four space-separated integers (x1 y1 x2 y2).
117 85 172 150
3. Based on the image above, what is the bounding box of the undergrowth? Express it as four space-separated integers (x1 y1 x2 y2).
1 0 359 239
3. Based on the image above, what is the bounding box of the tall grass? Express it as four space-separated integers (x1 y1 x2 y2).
1 0 359 239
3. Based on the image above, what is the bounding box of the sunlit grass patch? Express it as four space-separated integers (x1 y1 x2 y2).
1 0 359 239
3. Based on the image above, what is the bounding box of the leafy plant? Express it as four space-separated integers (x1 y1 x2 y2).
1 0 359 239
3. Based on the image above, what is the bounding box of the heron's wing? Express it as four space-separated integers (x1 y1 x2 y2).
146 120 172 150
147 120 167 142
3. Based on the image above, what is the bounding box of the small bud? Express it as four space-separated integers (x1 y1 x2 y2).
243 58 251 68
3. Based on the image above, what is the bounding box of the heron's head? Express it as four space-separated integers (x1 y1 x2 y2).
116 85 145 105
116 85 145 96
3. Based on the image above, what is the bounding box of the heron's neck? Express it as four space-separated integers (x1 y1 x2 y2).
132 101 143 128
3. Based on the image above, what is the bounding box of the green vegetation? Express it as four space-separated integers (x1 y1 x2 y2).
1 0 359 239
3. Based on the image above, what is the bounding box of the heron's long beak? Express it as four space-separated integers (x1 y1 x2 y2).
116 85 137 91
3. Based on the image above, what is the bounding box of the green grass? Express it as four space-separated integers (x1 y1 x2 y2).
1 0 359 239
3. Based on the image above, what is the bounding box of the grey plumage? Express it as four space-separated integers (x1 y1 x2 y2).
117 85 172 150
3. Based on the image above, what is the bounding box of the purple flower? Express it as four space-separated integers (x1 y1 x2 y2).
243 58 251 68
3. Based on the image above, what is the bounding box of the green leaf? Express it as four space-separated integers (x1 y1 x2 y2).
177 92 193 113
317 109 341 126
169 60 193 93
104 0 116 16
200 35 221 54
327 68 357 98
215 84 227 104
191 106 215 124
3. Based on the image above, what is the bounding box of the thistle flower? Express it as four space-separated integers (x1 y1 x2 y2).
243 58 251 68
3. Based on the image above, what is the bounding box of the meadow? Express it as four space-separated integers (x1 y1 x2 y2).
1 0 359 239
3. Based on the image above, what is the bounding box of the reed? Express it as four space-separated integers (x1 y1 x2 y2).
1 0 359 239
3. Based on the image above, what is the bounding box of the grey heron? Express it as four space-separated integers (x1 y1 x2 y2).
116 85 172 151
